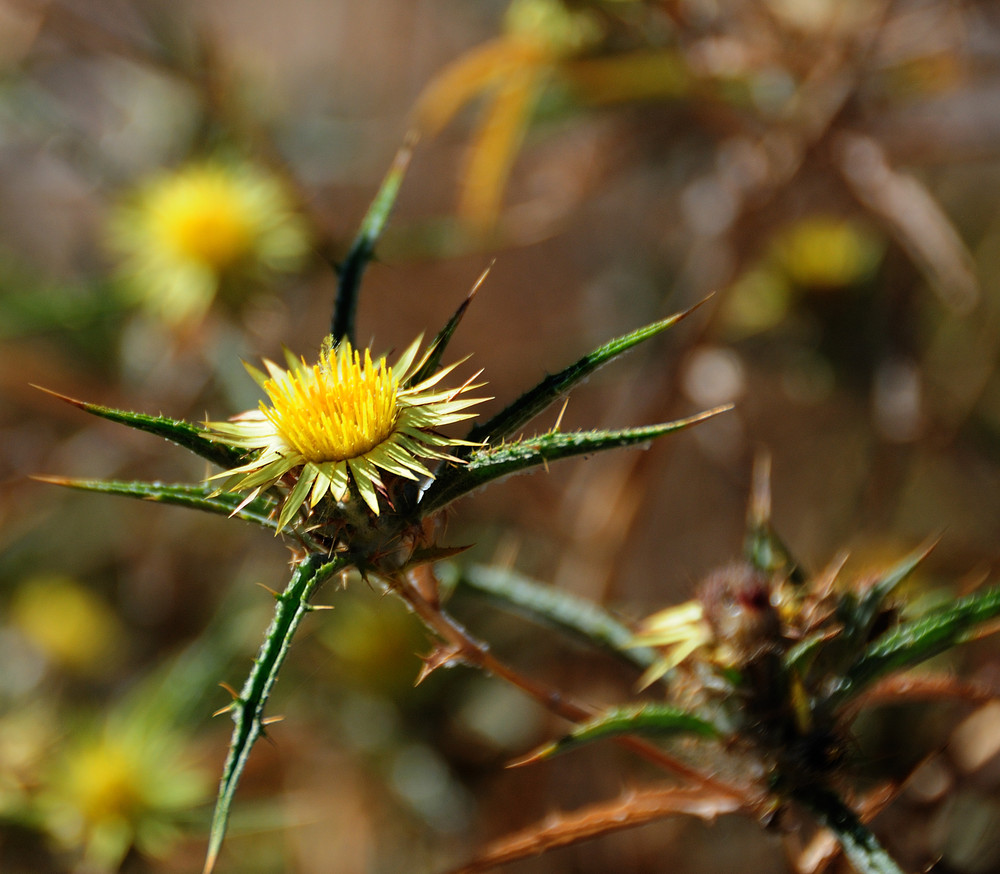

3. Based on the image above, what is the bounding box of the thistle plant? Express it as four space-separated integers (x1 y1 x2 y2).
33 127 1000 873
37 143 729 872
446 460 1000 874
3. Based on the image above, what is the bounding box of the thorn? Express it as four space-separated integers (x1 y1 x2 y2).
467 260 494 301
219 682 240 700
256 582 282 599
307 603 335 611
30 384 90 408
552 396 569 433
506 744 553 768
261 715 285 726
415 644 465 685
28 473 75 486
212 703 236 718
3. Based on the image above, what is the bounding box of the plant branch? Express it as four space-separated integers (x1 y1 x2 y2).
396 565 752 803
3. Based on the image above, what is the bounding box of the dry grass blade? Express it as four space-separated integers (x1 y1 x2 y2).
447 786 742 874
835 132 979 314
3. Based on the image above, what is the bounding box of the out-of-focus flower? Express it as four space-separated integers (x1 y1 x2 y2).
10 574 125 678
773 215 883 290
207 336 487 530
631 564 783 687
109 161 309 325
40 718 208 873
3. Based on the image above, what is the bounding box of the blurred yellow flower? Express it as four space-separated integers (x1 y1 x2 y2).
42 721 207 872
207 335 487 530
110 161 309 324
10 575 124 677
774 215 883 289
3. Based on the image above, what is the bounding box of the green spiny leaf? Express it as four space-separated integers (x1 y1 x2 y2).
743 453 803 582
843 539 937 643
793 785 904 874
420 407 731 515
407 265 488 387
452 563 657 671
514 703 720 766
332 133 415 344
35 386 245 469
466 299 710 448
828 584 1000 709
33 476 278 531
204 553 348 874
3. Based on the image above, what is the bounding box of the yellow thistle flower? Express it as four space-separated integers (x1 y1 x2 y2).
41 722 207 871
109 161 309 325
208 336 488 531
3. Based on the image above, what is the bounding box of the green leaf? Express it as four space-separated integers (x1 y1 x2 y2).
204 553 348 874
793 785 904 874
515 703 720 766
743 453 803 582
828 584 1000 708
33 476 278 531
419 407 731 515
842 539 936 643
466 300 710 447
332 134 415 344
35 386 245 469
451 563 657 671
407 266 487 387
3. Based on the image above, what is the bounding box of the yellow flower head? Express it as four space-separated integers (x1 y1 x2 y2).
43 723 206 870
109 161 309 325
208 336 488 531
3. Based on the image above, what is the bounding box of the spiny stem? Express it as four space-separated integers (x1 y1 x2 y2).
204 552 348 874
398 566 751 802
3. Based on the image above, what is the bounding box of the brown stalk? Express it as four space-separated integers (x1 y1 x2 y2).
446 785 742 874
396 565 753 804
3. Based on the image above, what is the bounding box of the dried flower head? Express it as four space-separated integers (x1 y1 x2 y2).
207 336 487 531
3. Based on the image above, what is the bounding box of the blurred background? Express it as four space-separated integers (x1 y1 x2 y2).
3 0 1000 871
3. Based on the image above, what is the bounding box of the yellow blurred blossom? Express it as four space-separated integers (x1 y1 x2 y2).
10 575 124 677
774 215 883 289
109 161 309 325
42 720 207 872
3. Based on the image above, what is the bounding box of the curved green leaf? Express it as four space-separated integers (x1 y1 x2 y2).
452 563 657 671
828 584 1000 709
420 407 731 515
33 476 278 531
515 703 720 766
408 266 487 387
843 539 937 642
204 553 349 874
35 386 244 469
466 300 710 447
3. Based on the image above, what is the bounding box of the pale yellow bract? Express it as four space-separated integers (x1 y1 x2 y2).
207 336 488 531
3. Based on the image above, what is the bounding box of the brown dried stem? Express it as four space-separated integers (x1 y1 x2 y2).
395 565 753 804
